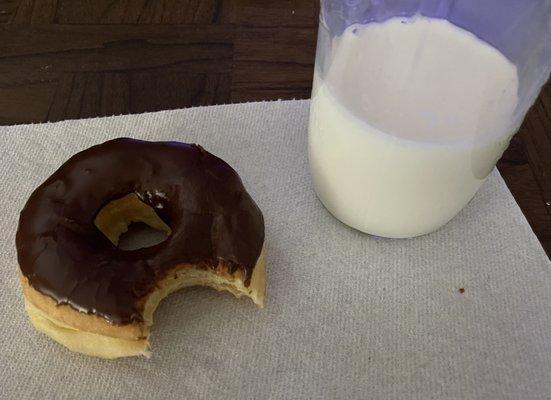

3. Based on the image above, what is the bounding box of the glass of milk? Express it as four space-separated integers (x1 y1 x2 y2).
309 0 551 238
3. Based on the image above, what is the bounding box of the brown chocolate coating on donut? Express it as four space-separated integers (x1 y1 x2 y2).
16 138 265 324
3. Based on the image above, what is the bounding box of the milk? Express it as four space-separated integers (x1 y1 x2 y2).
309 16 519 238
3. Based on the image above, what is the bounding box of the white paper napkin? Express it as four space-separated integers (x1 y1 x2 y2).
1 100 549 400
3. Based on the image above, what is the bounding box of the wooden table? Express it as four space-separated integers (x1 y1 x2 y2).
1 1 549 257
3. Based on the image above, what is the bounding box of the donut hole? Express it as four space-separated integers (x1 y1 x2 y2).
117 222 169 251
94 193 171 250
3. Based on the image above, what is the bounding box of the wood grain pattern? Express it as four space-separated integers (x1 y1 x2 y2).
0 0 549 257
55 0 223 24
232 27 316 101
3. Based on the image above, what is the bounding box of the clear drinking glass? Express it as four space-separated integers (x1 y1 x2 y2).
308 0 551 238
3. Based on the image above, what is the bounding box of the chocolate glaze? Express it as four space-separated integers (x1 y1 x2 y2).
16 138 265 324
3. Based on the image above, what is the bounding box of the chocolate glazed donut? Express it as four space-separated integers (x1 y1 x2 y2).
16 138 266 358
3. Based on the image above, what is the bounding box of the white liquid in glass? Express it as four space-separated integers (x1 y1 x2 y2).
309 16 519 237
